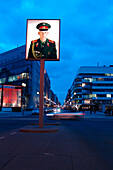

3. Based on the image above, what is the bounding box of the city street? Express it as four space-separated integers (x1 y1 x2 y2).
0 110 113 169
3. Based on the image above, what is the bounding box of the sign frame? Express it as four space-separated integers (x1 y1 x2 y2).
25 19 60 61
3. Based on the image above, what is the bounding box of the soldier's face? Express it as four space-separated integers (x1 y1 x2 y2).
38 31 49 42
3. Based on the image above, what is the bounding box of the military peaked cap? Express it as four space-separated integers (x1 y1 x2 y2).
36 22 51 31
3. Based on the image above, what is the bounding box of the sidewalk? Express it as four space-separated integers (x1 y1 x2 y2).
0 110 113 119
84 110 113 119
0 110 32 118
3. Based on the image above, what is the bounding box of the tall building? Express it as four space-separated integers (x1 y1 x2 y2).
64 66 113 112
0 45 59 110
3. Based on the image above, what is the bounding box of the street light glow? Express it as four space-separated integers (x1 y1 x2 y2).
22 83 26 87
82 83 85 87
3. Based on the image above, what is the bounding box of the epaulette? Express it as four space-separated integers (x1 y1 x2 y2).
32 39 37 43
48 39 55 43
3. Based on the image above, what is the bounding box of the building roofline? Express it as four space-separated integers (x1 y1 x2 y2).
0 45 25 56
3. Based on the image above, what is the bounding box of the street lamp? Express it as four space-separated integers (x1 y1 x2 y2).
82 83 85 113
21 83 26 115
37 92 39 107
74 92 76 103
22 83 26 88
74 92 76 95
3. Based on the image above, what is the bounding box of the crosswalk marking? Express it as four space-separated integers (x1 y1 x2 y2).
10 132 17 135
0 136 5 140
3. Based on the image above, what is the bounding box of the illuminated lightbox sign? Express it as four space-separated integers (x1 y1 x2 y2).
2 85 22 108
26 19 60 61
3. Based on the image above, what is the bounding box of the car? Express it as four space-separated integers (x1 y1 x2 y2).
44 107 53 113
32 108 39 115
46 112 85 120
53 107 61 113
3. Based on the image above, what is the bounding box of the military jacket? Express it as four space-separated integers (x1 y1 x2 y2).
28 38 57 59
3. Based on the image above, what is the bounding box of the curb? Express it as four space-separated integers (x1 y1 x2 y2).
30 123 60 126
19 124 59 133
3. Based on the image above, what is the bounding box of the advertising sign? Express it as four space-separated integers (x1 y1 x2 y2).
26 19 60 61
2 85 22 107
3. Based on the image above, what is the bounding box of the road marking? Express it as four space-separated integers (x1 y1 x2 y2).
10 132 17 135
44 152 54 156
0 136 5 140
0 118 39 120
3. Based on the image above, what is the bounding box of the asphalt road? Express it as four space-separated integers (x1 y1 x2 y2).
0 110 113 169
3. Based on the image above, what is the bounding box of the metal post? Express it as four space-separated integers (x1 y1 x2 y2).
1 85 3 109
39 60 45 128
82 83 85 113
83 87 84 113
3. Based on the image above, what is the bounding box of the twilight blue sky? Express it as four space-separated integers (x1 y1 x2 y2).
0 0 113 104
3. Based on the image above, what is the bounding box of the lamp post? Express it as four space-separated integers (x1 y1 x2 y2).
74 92 76 104
82 83 85 113
22 83 26 115
37 92 39 107
74 92 77 111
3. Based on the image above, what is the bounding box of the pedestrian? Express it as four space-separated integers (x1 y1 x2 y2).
112 110 113 116
109 108 111 115
90 105 92 114
93 106 96 114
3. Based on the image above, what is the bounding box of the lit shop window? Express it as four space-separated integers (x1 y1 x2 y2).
105 73 113 76
105 74 110 76
20 73 29 79
8 73 29 82
92 94 97 98
0 78 6 84
84 78 93 82
89 94 92 98
8 76 17 82
92 78 96 81
106 94 111 98
84 99 90 104
3 87 21 107
97 78 104 81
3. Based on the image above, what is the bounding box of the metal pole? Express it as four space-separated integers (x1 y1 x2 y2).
83 87 84 113
39 59 45 128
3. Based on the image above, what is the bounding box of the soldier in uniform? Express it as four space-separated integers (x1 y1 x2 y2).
28 22 57 59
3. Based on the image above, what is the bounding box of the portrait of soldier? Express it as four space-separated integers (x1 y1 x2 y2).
28 22 57 59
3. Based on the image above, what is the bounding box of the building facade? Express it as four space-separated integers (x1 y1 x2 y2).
64 66 113 112
0 45 60 110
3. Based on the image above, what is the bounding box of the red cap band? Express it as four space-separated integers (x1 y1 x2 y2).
39 26 48 29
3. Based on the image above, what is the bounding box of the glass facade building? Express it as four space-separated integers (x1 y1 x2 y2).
0 45 40 109
0 45 60 110
64 66 113 112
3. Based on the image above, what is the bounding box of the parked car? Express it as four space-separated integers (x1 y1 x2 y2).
32 108 39 115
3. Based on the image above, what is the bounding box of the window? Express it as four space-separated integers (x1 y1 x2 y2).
0 78 6 84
